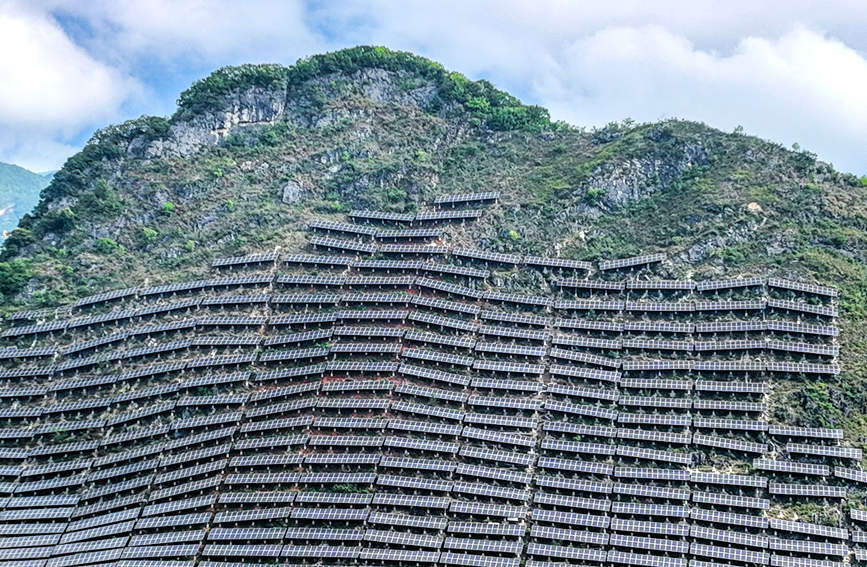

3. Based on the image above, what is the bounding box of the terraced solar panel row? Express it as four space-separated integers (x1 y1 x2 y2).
0 206 848 567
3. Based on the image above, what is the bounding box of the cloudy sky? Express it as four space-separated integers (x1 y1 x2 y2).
1 0 865 174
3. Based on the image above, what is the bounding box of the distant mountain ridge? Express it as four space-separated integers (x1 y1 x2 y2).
0 161 49 236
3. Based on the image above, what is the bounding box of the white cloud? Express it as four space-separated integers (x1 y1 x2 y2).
48 0 325 65
537 26 867 173
2 0 867 174
0 2 139 171
319 1 867 173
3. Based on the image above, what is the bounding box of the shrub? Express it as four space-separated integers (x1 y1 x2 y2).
95 237 123 255
78 179 123 217
141 227 157 242
0 258 32 298
161 202 175 214
42 208 76 233
314 200 346 213
1 228 35 259
585 188 606 205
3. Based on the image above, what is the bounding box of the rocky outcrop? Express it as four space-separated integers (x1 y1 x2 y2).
126 68 444 161
586 142 708 209
129 86 287 159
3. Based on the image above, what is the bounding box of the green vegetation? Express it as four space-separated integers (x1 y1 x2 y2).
178 46 554 132
95 237 123 255
0 258 31 300
141 227 157 242
584 187 606 205
2 46 866 444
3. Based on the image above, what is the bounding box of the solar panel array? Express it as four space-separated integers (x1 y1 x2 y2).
0 205 854 567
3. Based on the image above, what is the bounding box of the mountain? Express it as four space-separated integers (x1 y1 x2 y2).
0 47 866 548
0 161 50 236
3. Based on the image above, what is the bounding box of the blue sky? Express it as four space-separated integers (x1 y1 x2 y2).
1 1 865 174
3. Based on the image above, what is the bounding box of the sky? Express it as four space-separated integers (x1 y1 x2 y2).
0 0 865 175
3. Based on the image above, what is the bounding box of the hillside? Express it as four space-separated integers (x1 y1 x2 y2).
2 47 866 436
0 44 866 565
0 161 50 236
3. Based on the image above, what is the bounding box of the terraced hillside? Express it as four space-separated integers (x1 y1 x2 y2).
0 194 864 567
1 48 866 448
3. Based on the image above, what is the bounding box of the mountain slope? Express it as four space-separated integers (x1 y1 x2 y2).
1 45 867 438
0 161 50 236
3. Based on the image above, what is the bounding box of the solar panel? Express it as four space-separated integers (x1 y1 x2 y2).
453 248 522 265
769 483 845 498
694 299 766 311
414 209 484 221
349 209 415 222
616 446 693 465
609 518 690 538
548 364 621 382
768 277 838 297
415 278 482 300
478 324 548 342
834 466 867 484
625 300 694 312
617 414 690 427
380 244 448 256
307 219 377 236
418 261 488 279
690 542 769 565
787 442 861 460
767 517 848 540
618 395 692 409
599 253 665 271
622 338 693 351
624 321 692 334
366 529 443 548
549 347 619 368
695 276 766 291
620 377 692 390
308 236 378 254
692 490 770 509
433 191 500 205
557 318 623 332
547 383 619 401
404 329 475 349
399 363 471 386
767 298 838 317
768 425 843 439
551 334 620 350
555 299 624 311
367 511 447 529
766 340 838 356
754 459 830 476
765 320 838 337
531 508 610 528
374 227 443 240
610 533 689 554
524 256 592 270
625 360 693 375
413 294 481 315
333 325 404 338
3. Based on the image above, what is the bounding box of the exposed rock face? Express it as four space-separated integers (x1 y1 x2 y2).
282 180 305 205
586 142 709 209
127 69 441 161
128 86 287 159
